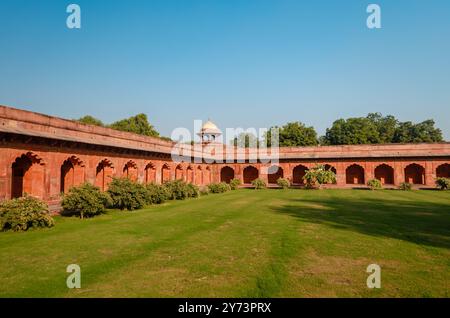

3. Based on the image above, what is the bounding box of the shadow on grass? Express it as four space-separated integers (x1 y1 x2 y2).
271 196 450 249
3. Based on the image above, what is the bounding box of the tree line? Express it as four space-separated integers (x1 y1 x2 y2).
235 113 444 147
77 112 444 146
76 114 171 141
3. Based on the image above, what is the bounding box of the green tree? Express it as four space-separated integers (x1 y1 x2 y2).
265 122 318 147
324 117 380 145
76 115 104 127
109 113 159 137
322 113 443 145
393 120 443 143
303 164 336 189
367 113 398 143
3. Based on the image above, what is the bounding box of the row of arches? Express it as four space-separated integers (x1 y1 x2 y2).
8 152 450 199
10 153 212 199
219 163 450 186
92 161 212 191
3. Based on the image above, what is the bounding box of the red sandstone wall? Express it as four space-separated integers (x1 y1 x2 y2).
0 144 214 202
0 105 449 207
2 104 450 162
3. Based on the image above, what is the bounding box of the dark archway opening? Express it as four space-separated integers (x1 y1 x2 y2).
60 160 75 193
161 164 171 183
324 164 337 184
268 166 283 184
220 166 235 183
293 165 308 184
436 164 450 178
95 160 114 191
346 164 365 184
375 164 394 185
145 163 156 183
404 164 425 185
11 155 32 198
243 166 258 184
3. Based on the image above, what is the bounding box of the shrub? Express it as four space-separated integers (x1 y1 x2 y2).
276 178 290 189
229 178 241 190
252 178 267 189
367 179 382 190
164 180 198 200
186 183 200 198
145 183 169 204
62 183 111 218
208 182 231 193
399 182 412 191
0 196 54 231
107 178 148 210
435 177 450 190
199 186 209 196
303 164 336 189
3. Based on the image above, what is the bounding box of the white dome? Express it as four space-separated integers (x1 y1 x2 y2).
199 120 221 135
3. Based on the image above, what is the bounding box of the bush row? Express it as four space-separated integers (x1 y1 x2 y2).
366 178 450 191
62 178 202 217
2 176 449 232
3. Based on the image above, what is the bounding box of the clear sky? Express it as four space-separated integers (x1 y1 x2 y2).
0 0 449 141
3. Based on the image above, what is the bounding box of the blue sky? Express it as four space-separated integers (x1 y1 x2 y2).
0 0 449 140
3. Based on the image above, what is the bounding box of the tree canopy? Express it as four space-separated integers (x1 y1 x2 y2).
75 112 444 145
76 113 161 138
76 115 104 127
392 120 443 143
109 113 160 137
323 113 443 145
265 122 318 147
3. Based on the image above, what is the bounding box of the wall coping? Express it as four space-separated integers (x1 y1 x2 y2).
1 104 449 160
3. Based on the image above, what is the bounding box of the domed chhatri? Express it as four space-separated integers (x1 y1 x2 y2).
197 119 222 143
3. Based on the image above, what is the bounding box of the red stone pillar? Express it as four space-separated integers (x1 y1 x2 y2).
137 162 145 184
260 164 269 184
284 163 293 184
237 165 244 183
425 161 434 187
365 162 374 183
86 158 97 186
0 152 10 200
155 163 162 184
336 162 346 186
48 157 60 199
212 165 219 183
394 161 403 186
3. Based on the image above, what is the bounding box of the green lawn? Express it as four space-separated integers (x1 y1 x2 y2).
1 189 449 297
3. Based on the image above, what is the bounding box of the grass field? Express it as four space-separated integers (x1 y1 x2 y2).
0 189 449 298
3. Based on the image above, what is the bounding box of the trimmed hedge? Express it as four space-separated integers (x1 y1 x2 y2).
229 178 241 190
186 183 200 198
107 178 148 211
0 196 54 231
367 179 382 190
62 183 111 218
208 182 231 193
163 180 199 200
199 186 210 196
436 177 450 190
276 178 290 189
399 182 412 191
252 178 267 189
145 183 170 204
